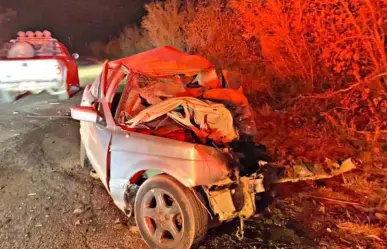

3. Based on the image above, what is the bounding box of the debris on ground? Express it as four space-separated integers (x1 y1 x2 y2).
129 226 139 234
73 208 84 215
89 170 99 180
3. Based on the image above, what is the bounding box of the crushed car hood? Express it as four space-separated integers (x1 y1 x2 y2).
113 46 214 77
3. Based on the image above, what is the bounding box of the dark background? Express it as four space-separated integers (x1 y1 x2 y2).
2 0 150 54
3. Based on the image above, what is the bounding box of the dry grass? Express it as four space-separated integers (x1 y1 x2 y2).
337 222 386 241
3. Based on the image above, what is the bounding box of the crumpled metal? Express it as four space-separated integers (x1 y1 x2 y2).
126 97 239 144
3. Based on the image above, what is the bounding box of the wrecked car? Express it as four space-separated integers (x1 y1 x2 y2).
0 30 80 102
71 46 358 249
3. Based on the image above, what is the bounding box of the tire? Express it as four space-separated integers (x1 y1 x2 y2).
135 174 208 249
80 140 91 168
0 90 18 103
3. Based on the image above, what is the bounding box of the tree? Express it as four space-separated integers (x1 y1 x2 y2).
89 40 107 59
119 26 153 56
232 0 387 93
104 38 122 60
0 6 16 42
183 0 262 76
232 0 318 93
142 0 186 51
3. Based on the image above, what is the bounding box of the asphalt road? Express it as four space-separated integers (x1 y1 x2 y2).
0 92 309 249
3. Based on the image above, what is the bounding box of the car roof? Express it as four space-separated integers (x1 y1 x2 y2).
111 46 214 77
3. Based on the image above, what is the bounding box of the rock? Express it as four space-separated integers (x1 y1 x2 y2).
129 226 139 234
114 218 121 224
73 208 83 215
75 220 81 226
326 228 332 233
264 219 273 225
89 170 99 180
28 193 37 196
35 223 42 227
269 226 301 244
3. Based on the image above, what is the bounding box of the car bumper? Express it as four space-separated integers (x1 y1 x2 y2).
0 80 64 92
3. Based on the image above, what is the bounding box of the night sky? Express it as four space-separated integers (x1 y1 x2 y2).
2 0 150 53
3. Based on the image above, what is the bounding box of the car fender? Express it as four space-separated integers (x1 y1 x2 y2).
108 132 230 211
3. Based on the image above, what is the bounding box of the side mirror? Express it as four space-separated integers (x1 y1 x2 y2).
71 106 99 123
72 53 80 60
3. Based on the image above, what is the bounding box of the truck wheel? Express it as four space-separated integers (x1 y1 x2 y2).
135 174 208 249
0 91 18 103
80 140 91 168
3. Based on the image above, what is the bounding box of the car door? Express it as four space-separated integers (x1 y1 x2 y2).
81 63 114 190
85 102 112 190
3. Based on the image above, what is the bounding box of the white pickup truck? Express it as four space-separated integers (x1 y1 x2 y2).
0 30 80 103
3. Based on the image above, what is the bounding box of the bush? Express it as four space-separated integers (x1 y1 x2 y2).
89 40 107 59
119 26 153 56
142 0 186 51
89 26 154 59
104 38 122 60
232 0 387 93
182 0 263 76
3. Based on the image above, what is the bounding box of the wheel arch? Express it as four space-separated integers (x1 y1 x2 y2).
129 169 194 187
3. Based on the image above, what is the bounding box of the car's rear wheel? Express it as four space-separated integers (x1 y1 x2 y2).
135 174 208 249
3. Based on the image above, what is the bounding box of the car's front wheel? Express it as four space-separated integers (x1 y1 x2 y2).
135 174 208 249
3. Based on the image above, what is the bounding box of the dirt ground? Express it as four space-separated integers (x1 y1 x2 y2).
0 93 384 249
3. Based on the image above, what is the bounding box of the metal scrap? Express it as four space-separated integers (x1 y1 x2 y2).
274 158 358 183
125 97 239 144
